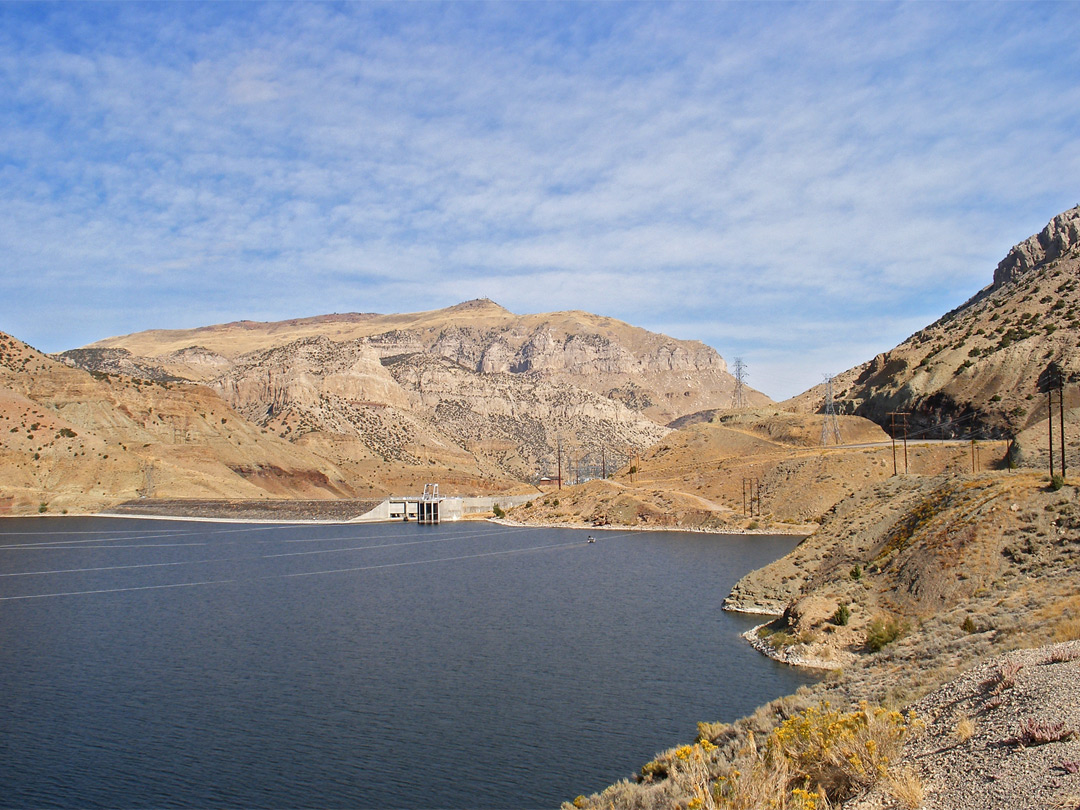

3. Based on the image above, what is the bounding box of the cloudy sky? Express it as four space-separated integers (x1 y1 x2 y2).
2 2 1078 399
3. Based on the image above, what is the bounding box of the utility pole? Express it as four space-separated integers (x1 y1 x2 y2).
904 416 909 474
1039 361 1067 480
888 412 910 475
890 417 897 475
1049 393 1055 480
742 477 761 517
557 439 562 490
1061 379 1067 480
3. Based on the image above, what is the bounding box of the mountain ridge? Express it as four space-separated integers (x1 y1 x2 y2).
786 204 1080 454
54 301 769 497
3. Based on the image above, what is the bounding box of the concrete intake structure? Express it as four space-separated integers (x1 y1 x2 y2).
353 487 534 523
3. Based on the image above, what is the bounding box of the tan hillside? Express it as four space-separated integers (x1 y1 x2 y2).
506 409 1001 532
787 205 1080 450
60 301 770 488
0 332 359 515
571 470 1080 809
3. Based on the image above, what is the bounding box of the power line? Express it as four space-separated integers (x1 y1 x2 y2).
820 375 842 446
730 357 748 409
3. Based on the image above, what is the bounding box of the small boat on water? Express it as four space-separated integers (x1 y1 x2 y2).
587 535 595 543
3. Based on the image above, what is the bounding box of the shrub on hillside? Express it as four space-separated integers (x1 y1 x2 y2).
1010 718 1076 747
865 616 907 652
709 702 921 808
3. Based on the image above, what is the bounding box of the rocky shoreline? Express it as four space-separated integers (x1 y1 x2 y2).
739 622 856 670
567 471 1080 809
490 515 813 537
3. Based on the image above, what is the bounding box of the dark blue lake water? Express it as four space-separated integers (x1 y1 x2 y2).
0 518 815 809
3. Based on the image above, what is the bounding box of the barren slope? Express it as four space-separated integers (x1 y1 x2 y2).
0 332 358 514
507 409 996 533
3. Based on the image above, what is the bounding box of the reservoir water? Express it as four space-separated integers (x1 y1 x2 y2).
0 518 816 809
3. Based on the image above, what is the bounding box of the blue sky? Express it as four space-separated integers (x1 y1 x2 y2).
1 2 1078 400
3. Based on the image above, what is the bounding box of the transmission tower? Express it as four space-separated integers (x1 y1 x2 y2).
731 357 748 409
820 375 842 446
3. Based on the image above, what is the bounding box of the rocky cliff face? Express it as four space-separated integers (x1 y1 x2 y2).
386 352 669 478
993 205 1080 289
63 301 765 486
205 335 669 481
787 205 1080 442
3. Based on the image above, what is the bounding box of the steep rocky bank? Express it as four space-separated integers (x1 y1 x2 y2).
568 470 1080 809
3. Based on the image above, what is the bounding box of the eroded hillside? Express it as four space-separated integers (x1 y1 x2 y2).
570 471 1080 809
0 332 358 514
78 299 765 425
60 300 765 489
788 206 1080 450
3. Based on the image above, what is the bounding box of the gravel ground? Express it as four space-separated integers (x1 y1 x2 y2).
847 640 1080 810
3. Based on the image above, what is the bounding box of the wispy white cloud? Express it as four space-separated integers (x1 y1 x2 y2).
1 2 1078 398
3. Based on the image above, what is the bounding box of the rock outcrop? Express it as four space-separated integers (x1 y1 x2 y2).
62 301 767 488
787 204 1080 445
993 205 1080 289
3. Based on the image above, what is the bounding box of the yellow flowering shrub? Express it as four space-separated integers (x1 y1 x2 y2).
709 701 920 809
768 702 918 799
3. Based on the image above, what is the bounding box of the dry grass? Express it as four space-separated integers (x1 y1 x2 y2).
1034 595 1080 643
1052 618 1080 643
603 700 923 810
707 702 920 809
955 717 976 742
886 765 925 809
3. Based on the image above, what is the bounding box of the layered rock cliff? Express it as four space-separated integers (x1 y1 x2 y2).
64 301 765 485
